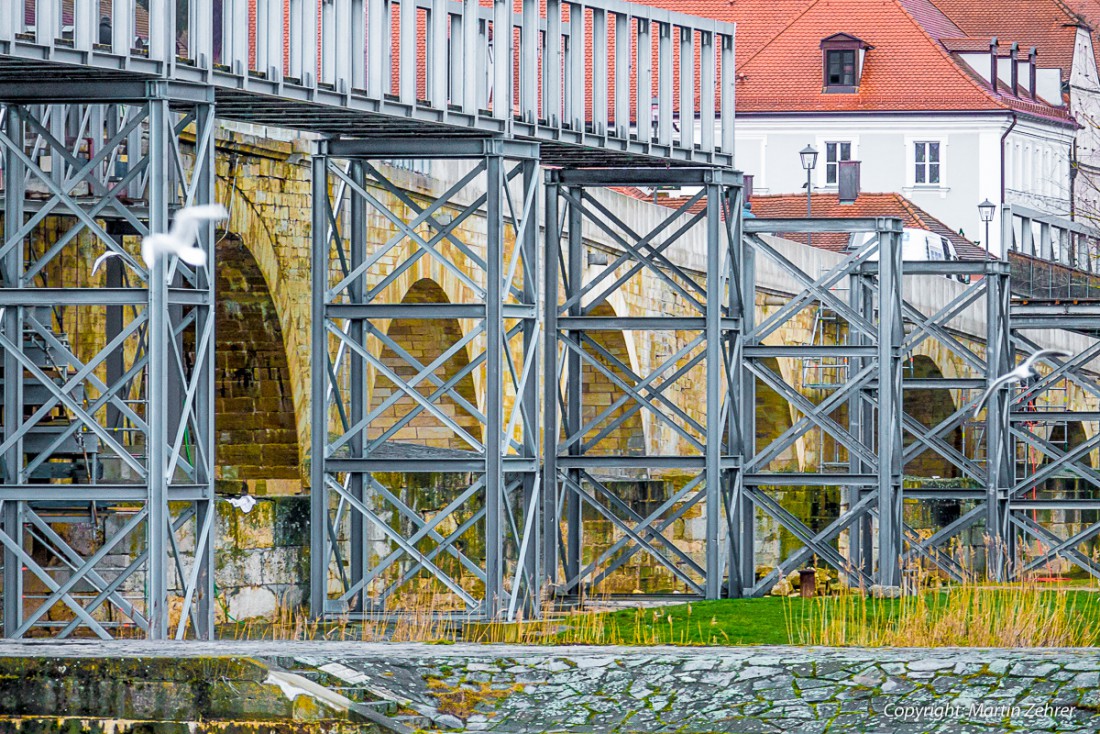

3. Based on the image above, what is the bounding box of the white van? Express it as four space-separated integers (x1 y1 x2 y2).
848 227 967 282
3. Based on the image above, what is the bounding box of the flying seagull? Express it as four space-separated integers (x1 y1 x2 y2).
972 348 1071 416
140 204 228 269
90 250 122 276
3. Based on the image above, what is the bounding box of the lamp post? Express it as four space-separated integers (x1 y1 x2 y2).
978 198 996 255
800 145 818 246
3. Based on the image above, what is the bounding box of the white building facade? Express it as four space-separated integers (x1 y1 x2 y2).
736 112 1074 256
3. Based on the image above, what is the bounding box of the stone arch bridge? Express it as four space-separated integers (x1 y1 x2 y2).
1 0 1098 639
149 127 1100 615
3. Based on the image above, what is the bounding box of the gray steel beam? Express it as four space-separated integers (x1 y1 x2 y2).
349 159 367 614
1 105 22 637
564 184 583 594
485 151 504 616
876 223 904 587
547 168 742 188
744 217 896 234
987 268 1013 579
516 158 541 619
542 172 561 592
146 94 170 640
310 148 329 619
704 178 722 599
546 167 741 600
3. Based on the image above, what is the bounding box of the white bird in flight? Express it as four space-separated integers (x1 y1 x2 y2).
140 204 228 269
90 250 123 276
972 348 1071 416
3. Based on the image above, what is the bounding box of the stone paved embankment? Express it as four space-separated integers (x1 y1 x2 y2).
2 641 1099 732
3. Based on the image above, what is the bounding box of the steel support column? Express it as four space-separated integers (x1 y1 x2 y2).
875 222 904 588
0 82 217 639
544 168 741 601
985 265 1013 579
311 138 541 621
731 196 754 597
739 217 903 594
1007 308 1100 580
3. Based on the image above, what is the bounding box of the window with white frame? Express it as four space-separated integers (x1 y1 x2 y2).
914 141 941 185
825 141 852 185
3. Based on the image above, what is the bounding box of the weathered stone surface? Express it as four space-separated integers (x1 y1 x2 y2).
1 642 1097 733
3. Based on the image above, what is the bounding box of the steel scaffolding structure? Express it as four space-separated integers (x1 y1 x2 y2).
4 0 1100 637
4 0 739 634
311 138 541 620
543 168 742 600
736 218 904 593
1008 308 1100 579
0 81 216 639
734 219 1028 592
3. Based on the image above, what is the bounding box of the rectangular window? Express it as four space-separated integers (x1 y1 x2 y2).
914 141 941 185
826 50 857 87
825 141 852 185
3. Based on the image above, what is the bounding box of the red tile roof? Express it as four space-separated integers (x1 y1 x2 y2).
635 189 991 260
748 192 991 259
641 0 1073 124
926 0 1095 84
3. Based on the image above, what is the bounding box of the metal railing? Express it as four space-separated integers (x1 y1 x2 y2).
1002 204 1100 300
2 0 736 164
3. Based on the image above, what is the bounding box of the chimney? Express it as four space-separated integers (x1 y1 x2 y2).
1010 42 1019 95
990 37 999 91
838 160 861 204
743 174 754 203
1029 47 1038 99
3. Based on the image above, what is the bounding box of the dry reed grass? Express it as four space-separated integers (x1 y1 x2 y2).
786 543 1100 647
225 545 1100 647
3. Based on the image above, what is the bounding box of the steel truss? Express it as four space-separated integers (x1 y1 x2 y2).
894 260 1012 582
543 169 742 600
311 138 541 620
737 216 1056 591
0 82 217 638
737 218 904 594
1006 310 1100 580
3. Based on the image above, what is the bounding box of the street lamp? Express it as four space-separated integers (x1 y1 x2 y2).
800 145 818 245
978 198 996 254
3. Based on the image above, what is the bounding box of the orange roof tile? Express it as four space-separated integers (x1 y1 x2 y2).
636 189 991 260
926 0 1094 84
641 0 1072 124
748 192 991 259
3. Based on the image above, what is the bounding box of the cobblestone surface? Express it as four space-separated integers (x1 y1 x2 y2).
2 641 1099 732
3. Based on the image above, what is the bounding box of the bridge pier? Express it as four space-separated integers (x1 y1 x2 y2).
310 138 541 621
0 82 217 639
543 168 742 602
1008 304 1100 581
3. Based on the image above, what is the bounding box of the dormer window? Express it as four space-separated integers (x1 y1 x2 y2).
821 33 872 93
827 50 857 86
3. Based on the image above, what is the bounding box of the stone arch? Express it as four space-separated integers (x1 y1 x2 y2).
368 278 480 451
904 354 965 530
216 161 310 479
754 357 797 471
580 301 646 456
904 355 964 478
214 235 301 493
